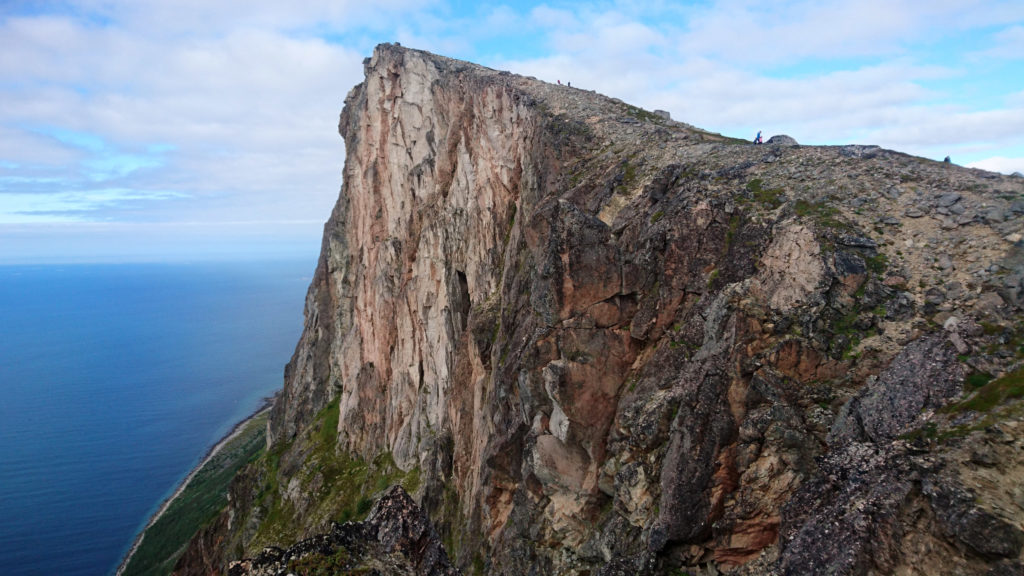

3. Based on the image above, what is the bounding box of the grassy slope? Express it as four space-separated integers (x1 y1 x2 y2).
241 396 422 553
121 412 268 576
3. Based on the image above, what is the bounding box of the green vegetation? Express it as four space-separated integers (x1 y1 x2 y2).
902 421 939 442
288 547 352 576
667 403 680 423
499 338 512 365
122 412 269 576
964 371 994 391
355 496 374 516
980 321 1003 335
793 199 851 231
472 553 487 576
706 268 720 288
982 322 1024 358
439 478 469 564
650 210 665 223
317 395 341 446
745 178 784 208
616 158 639 196
943 367 1024 415
905 368 1024 444
864 252 888 274
246 397 422 551
724 213 742 250
624 160 637 185
568 169 583 187
547 113 593 142
691 127 749 145
502 203 517 248
622 104 664 123
828 308 863 359
819 245 894 360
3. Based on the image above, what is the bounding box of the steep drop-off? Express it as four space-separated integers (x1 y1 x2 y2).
177 44 1024 576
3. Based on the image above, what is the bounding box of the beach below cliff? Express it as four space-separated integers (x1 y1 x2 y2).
117 400 272 576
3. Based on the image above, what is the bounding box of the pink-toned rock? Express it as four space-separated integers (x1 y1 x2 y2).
177 44 1024 576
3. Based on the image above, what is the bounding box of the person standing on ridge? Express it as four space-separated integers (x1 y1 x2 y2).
754 130 763 144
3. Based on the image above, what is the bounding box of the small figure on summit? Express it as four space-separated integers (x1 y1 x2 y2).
754 130 763 144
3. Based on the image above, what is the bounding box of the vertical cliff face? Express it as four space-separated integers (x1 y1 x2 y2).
182 44 1024 576
270 45 560 513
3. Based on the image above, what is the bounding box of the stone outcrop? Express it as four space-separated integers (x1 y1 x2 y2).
829 334 964 446
765 135 798 146
226 487 458 576
176 44 1024 576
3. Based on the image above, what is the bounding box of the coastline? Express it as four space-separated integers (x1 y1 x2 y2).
115 397 274 576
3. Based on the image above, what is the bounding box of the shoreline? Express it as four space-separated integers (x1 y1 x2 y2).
115 397 274 576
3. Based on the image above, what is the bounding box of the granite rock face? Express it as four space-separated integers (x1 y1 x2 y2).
829 334 964 446
176 44 1024 575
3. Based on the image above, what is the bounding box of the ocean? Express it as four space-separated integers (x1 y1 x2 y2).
0 261 311 575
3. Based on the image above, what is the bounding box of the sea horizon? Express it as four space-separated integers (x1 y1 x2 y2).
0 259 312 575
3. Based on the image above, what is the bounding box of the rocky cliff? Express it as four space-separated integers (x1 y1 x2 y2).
175 44 1024 576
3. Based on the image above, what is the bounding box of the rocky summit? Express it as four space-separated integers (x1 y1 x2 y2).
173 44 1024 576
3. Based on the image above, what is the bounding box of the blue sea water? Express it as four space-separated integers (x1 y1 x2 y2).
0 261 312 575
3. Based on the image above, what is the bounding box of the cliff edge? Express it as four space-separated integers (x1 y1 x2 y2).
176 44 1024 576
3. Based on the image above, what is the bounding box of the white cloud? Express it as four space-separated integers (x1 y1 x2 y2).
0 188 187 224
677 0 911 64
967 156 1024 175
1 0 1023 262
480 5 523 31
493 2 1023 164
0 125 82 166
0 11 365 229
677 0 1024 65
65 0 435 38
978 24 1024 59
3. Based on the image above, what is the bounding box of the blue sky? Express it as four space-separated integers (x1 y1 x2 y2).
1 0 1023 263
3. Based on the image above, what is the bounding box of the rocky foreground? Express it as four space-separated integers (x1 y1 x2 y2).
175 44 1024 575
224 487 456 576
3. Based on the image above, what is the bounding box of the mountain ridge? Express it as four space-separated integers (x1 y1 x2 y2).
174 43 1024 576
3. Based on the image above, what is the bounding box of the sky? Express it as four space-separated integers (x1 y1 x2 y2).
1 1 1023 264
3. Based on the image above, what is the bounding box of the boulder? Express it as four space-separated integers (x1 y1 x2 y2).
766 134 798 146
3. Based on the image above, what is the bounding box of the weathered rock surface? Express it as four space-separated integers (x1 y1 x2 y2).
225 487 458 576
766 135 798 146
175 44 1024 576
829 334 964 446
